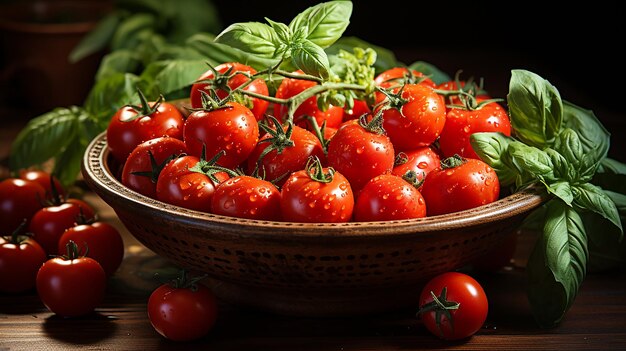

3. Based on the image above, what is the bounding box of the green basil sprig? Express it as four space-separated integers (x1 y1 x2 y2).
471 69 624 328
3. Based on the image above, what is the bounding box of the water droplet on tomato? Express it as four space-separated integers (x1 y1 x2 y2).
417 162 428 169
308 201 316 208
224 199 235 209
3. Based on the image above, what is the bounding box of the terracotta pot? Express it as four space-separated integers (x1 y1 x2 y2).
0 1 112 115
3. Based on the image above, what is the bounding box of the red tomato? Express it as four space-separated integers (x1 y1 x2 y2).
121 137 188 199
380 84 446 151
391 146 441 186
0 223 47 293
354 174 426 221
418 272 488 340
438 101 511 159
0 179 46 235
184 102 259 169
273 70 344 130
343 99 371 121
190 62 269 121
421 156 500 216
211 176 281 221
58 222 124 277
280 158 354 223
436 80 491 106
29 198 96 255
246 121 325 186
36 241 106 317
148 277 218 341
106 95 184 163
19 170 65 202
374 67 436 104
156 155 230 212
327 118 395 192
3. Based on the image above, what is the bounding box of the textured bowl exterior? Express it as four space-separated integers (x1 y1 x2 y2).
82 132 545 316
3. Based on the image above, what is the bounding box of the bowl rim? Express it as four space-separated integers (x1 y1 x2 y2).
82 132 547 238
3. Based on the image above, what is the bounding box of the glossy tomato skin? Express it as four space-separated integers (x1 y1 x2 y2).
121 137 188 199
19 170 65 202
273 71 344 130
0 179 46 234
148 283 218 341
419 272 488 340
58 222 124 277
211 176 281 221
0 235 47 293
281 168 354 223
374 67 436 104
438 102 511 159
327 119 395 192
391 146 441 186
354 174 426 221
420 158 500 216
156 156 229 213
28 198 96 255
381 84 446 151
246 125 325 186
190 62 269 121
36 255 106 317
107 101 184 163
184 102 259 169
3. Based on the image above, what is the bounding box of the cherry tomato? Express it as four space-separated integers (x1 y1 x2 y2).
327 117 395 192
273 70 344 130
281 158 354 223
184 102 259 169
246 120 325 186
421 156 500 216
374 67 435 104
0 178 46 234
107 93 184 163
354 174 426 221
380 83 446 151
438 101 511 159
29 198 96 255
190 62 269 121
148 273 218 341
211 175 281 221
436 79 491 106
0 222 47 293
121 137 188 199
36 241 106 317
58 222 124 277
156 155 230 212
19 170 65 202
391 146 441 187
417 272 488 340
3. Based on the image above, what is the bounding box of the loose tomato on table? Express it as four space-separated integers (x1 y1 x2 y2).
417 272 488 340
354 173 426 222
0 178 46 234
148 271 218 342
189 62 269 121
0 221 47 293
36 240 106 317
19 170 65 201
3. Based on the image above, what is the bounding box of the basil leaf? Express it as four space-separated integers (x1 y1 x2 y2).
573 183 623 235
214 22 279 59
52 135 85 187
527 200 587 328
140 60 208 97
408 61 451 85
266 17 291 44
561 100 610 164
546 181 574 205
470 132 517 186
554 129 583 168
96 50 142 81
544 148 570 181
326 36 398 74
289 1 352 48
84 73 145 121
186 33 281 71
507 141 556 182
9 107 79 171
111 13 157 51
69 11 123 63
507 70 563 148
583 190 626 272
291 39 330 79
598 158 626 175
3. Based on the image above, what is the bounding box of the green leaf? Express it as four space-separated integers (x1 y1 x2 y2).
95 50 142 81
546 181 574 205
52 135 86 187
8 107 79 171
288 1 352 48
598 158 626 175
507 141 555 182
84 73 145 121
561 101 610 164
111 13 157 51
527 200 588 328
186 33 281 71
507 70 563 148
291 39 330 79
214 22 279 59
583 190 626 272
470 132 517 187
69 11 123 63
162 0 222 43
140 60 208 97
326 36 398 74
573 183 622 235
554 129 583 167
408 61 451 85
544 148 570 181
266 17 291 44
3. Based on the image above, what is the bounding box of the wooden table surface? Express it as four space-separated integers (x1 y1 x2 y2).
1 121 626 351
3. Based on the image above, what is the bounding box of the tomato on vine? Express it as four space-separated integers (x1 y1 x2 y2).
0 221 47 293
374 67 436 104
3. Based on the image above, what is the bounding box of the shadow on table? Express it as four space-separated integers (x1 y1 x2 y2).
43 312 119 344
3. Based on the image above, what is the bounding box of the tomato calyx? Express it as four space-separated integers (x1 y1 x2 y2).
124 89 165 122
375 84 409 112
131 150 178 184
358 111 386 135
304 115 330 154
164 269 208 292
306 156 335 183
61 240 88 261
402 170 426 189
189 148 240 184
195 89 232 112
440 154 467 170
395 152 409 166
417 287 461 338
74 206 97 226
4 219 30 245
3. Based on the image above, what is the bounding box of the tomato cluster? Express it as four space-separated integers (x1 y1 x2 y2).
107 63 508 225
0 170 124 317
